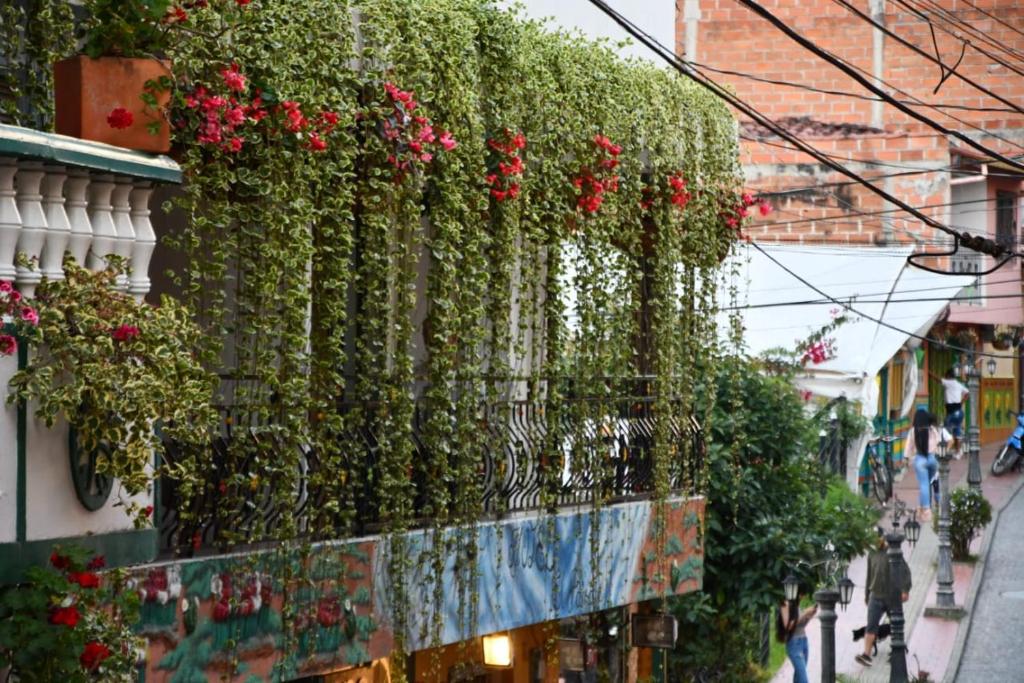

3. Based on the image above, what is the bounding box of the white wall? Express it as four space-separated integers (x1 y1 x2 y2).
0 355 17 543
506 0 676 62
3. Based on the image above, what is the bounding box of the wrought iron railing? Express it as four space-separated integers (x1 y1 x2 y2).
158 392 703 556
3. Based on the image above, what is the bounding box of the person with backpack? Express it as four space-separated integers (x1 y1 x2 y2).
855 528 911 667
777 587 818 683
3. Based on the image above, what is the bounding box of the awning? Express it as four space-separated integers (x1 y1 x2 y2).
724 243 975 406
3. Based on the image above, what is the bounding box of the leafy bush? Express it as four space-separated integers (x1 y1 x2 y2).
949 487 992 560
0 545 141 681
667 357 879 680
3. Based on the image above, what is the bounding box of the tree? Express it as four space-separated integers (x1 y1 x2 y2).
668 356 878 680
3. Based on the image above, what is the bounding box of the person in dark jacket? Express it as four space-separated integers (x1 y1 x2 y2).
855 528 911 667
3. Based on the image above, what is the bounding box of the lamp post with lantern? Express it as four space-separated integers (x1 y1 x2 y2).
887 497 921 683
953 352 996 492
782 543 855 683
925 434 966 619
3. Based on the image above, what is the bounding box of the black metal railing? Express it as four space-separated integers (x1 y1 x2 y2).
158 392 703 556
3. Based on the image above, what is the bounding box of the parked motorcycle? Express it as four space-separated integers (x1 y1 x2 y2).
991 412 1024 475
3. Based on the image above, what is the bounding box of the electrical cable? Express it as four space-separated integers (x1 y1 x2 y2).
737 0 1024 170
961 0 1024 43
584 0 1012 263
901 0 1024 70
828 0 1024 119
747 242 1017 359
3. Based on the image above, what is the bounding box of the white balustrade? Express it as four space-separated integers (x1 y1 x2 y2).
14 161 47 297
40 166 70 282
0 159 165 297
86 174 117 273
129 182 155 300
0 159 19 283
110 178 135 291
65 169 93 267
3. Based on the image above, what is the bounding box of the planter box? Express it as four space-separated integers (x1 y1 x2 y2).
53 56 171 154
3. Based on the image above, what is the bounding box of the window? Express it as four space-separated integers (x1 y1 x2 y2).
996 190 1017 251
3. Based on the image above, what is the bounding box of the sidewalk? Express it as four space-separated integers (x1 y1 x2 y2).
771 441 1022 683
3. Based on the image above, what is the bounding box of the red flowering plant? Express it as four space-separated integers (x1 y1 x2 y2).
639 170 694 214
719 190 773 241
572 133 622 216
361 80 458 183
5 260 216 523
0 544 141 681
0 279 38 358
485 128 526 203
170 62 341 156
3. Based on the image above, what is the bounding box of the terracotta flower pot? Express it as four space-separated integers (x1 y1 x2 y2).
53 55 171 154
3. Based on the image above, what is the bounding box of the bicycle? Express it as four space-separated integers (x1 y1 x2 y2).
865 435 897 505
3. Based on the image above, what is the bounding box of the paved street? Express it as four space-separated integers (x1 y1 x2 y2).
954 484 1024 682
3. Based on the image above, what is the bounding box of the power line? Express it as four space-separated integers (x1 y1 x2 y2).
900 0 1024 73
584 0 1011 261
739 0 1024 169
749 194 1010 231
961 0 1024 43
747 242 1016 359
726 292 1024 311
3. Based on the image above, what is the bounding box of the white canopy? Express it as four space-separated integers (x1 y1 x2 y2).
724 243 975 476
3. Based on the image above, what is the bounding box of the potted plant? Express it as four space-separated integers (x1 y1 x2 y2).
51 0 186 152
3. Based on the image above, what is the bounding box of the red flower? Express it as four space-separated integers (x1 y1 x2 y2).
235 0 251 5
70 571 101 589
758 200 773 216
144 504 154 517
111 324 140 342
507 183 520 199
87 555 106 570
166 6 187 23
307 133 327 152
220 64 247 93
49 605 80 628
80 641 111 671
485 174 498 186
490 188 507 202
213 598 231 622
50 552 71 570
106 108 134 130
438 131 457 151
741 192 756 207
225 137 244 153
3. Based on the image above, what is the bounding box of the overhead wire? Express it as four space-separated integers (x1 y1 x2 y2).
900 0 1024 70
960 0 1024 43
584 0 1012 262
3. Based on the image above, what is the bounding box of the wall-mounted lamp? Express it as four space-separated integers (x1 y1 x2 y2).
482 632 513 668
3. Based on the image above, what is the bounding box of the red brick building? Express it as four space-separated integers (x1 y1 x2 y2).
679 0 1024 443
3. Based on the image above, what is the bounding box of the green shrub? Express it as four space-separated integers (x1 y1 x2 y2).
949 487 993 560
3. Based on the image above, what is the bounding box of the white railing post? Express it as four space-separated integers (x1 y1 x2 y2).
129 181 155 301
14 161 47 298
0 158 19 283
110 177 135 291
86 174 116 273
40 165 70 282
65 169 93 267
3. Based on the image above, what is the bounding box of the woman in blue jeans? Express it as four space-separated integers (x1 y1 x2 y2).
777 591 817 683
905 408 951 521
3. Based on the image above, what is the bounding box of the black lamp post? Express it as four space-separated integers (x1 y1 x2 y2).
887 499 913 683
926 435 966 618
783 545 853 683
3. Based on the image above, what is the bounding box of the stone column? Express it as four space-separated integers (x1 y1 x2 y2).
925 448 966 618
967 361 982 491
0 159 20 282
65 169 93 266
14 161 47 297
40 166 70 281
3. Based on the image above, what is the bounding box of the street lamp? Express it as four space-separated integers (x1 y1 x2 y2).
987 357 997 377
887 498 911 683
956 351 983 491
783 544 853 683
925 435 966 619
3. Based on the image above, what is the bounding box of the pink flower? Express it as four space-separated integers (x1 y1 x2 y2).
225 137 244 153
0 335 15 356
758 200 773 216
0 280 11 293
419 152 433 163
225 107 246 126
801 390 813 402
111 324 140 342
220 64 247 93
106 108 134 130
20 306 38 326
741 192 755 207
438 131 457 151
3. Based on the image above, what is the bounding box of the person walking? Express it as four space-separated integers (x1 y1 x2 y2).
904 408 950 521
777 588 818 683
941 368 969 455
856 529 911 667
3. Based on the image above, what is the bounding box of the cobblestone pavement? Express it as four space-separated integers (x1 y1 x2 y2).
954 483 1024 682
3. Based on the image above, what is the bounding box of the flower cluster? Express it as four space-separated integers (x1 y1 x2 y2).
800 339 835 366
640 170 693 212
374 81 457 181
0 280 37 356
722 192 772 231
573 134 621 215
485 128 526 202
179 63 340 154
